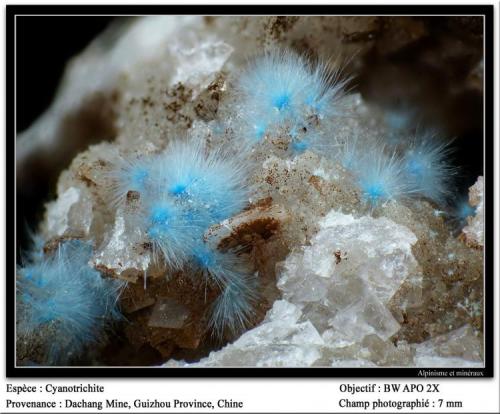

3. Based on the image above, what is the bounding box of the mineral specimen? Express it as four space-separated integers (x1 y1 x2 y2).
17 16 484 367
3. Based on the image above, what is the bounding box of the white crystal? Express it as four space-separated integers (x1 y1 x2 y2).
327 282 401 342
169 36 233 91
166 301 324 367
277 210 419 342
463 176 484 246
44 186 92 237
91 210 151 281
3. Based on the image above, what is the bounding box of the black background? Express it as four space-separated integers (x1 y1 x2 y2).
16 17 114 259
17 16 114 132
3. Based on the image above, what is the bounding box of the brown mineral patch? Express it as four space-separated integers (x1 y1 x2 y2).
218 217 280 252
266 16 299 41
265 175 275 185
308 175 324 195
246 196 273 211
43 234 84 255
291 37 314 56
167 82 191 99
141 96 155 108
203 16 215 26
193 74 226 121
94 264 117 278
334 250 342 265
97 158 108 167
457 232 467 243
77 164 97 187
270 137 289 151
161 82 194 127
459 232 482 250
126 190 140 202
119 270 220 360
95 264 137 283
141 242 153 251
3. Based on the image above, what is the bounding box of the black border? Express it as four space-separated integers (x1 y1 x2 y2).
6 4 494 378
